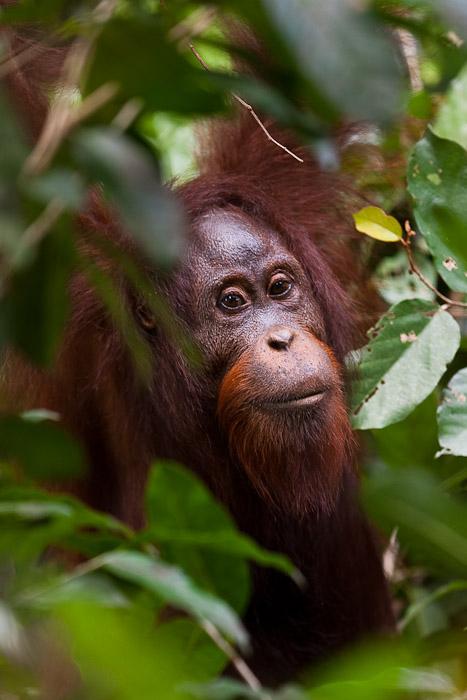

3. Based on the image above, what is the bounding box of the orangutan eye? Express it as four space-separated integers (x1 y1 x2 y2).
219 289 248 311
268 274 293 298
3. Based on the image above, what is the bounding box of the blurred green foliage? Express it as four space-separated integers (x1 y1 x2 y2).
0 0 466 698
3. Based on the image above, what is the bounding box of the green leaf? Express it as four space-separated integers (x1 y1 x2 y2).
263 0 404 124
99 550 249 650
0 223 75 366
353 206 402 243
72 127 185 267
26 169 86 211
56 603 220 700
426 1 467 41
373 249 436 305
350 300 460 430
371 393 440 470
400 580 467 631
86 17 224 116
363 468 467 577
185 678 263 700
144 458 297 611
408 130 467 293
0 414 84 480
433 62 467 150
437 368 467 456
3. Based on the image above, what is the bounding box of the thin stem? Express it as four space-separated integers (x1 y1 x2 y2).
189 43 304 164
23 0 119 177
401 236 467 309
200 620 265 696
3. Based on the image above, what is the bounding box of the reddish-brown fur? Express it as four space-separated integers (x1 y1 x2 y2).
1 24 394 685
218 335 354 516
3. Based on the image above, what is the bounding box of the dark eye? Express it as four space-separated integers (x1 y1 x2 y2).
219 289 248 311
268 274 293 298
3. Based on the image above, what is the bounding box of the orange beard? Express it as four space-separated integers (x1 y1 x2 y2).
217 348 355 517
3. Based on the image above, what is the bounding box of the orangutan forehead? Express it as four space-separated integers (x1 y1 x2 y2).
188 207 290 269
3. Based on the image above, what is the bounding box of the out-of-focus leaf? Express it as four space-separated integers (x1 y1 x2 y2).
86 17 224 115
350 300 460 430
427 0 467 40
185 678 263 700
99 550 249 650
0 90 28 268
0 414 84 480
22 573 130 609
144 463 296 613
373 249 436 305
26 169 86 211
363 468 467 577
0 223 74 366
56 602 215 700
408 130 467 293
72 127 185 267
263 0 405 125
400 580 467 631
81 259 153 380
353 206 402 242
407 90 433 120
152 619 226 685
0 90 28 177
301 641 415 700
437 368 467 456
0 484 129 534
372 393 439 470
0 0 81 23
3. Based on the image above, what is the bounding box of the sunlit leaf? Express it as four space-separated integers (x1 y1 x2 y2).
353 206 402 243
437 367 467 456
350 300 460 430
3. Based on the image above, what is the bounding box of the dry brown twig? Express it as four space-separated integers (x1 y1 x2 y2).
402 221 467 310
23 0 120 177
169 6 218 46
395 27 423 92
189 42 304 164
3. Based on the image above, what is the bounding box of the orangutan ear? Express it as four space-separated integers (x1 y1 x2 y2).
135 302 157 332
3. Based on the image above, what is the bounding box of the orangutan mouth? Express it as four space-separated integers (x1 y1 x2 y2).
265 389 327 410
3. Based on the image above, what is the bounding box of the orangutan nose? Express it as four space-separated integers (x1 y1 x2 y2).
267 326 295 351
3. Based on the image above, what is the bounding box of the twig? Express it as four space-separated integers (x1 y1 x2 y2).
23 0 119 177
0 198 66 296
395 28 422 92
200 620 266 696
169 6 218 45
189 43 304 164
402 221 467 309
112 97 143 131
